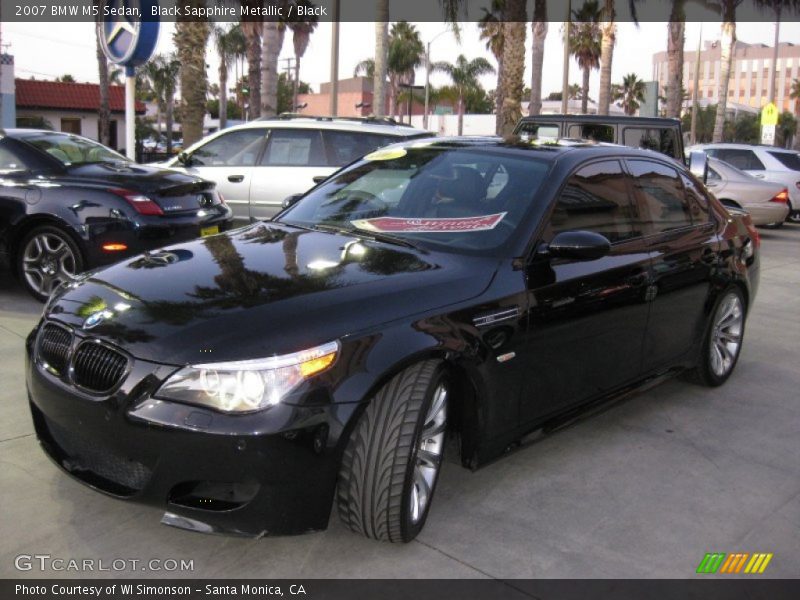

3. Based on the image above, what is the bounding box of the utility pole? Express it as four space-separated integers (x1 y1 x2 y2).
690 25 702 145
329 0 340 117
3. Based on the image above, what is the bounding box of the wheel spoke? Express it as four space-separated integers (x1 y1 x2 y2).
417 448 441 470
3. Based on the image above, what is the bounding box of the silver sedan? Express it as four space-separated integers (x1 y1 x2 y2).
705 157 790 227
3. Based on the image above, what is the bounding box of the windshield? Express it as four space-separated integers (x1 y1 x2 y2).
277 145 551 254
21 132 128 166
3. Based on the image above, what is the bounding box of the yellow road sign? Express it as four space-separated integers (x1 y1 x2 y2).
761 102 779 126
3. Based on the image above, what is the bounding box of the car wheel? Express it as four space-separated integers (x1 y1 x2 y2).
17 225 83 302
761 221 783 229
787 205 800 224
337 360 448 543
689 288 746 387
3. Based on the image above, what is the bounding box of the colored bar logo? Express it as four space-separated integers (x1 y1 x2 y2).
696 552 773 574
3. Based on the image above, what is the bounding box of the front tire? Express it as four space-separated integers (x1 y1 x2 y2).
17 225 83 302
337 360 448 543
689 288 746 387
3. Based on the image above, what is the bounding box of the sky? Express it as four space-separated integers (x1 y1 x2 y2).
4 20 800 102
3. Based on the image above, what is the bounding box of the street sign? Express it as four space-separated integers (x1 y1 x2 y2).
761 124 776 145
761 102 779 127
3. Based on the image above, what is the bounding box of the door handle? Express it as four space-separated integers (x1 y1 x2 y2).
312 175 329 184
752 173 765 179
626 273 648 286
227 175 245 183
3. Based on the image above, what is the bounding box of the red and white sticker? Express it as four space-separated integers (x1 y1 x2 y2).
352 213 506 233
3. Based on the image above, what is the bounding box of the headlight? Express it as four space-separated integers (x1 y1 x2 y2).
155 341 339 413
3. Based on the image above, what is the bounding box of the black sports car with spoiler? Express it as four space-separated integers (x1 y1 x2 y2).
0 129 232 300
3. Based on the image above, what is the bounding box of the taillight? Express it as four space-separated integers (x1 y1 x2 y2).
110 188 163 216
769 189 789 203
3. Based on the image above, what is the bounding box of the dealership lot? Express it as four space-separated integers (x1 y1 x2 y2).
1 227 798 579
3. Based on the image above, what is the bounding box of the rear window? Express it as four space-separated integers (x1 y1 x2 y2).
768 151 800 171
322 131 414 166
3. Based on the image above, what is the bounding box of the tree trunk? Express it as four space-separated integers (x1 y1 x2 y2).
495 57 504 117
166 98 174 154
666 17 685 118
458 95 464 136
244 21 261 119
529 20 548 116
96 23 111 146
219 58 228 129
175 17 210 147
261 20 280 117
794 100 800 150
581 66 590 114
388 76 397 119
498 0 527 136
373 2 389 118
597 20 615 115
712 17 735 143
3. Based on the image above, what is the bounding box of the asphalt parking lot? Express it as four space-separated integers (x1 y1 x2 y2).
1 226 798 580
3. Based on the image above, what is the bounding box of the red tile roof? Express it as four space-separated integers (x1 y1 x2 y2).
15 79 146 113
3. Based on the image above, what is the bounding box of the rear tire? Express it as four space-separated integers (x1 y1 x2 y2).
688 288 746 387
337 360 448 543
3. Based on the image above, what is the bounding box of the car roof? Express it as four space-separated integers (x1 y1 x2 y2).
228 115 430 137
518 114 681 126
691 142 796 153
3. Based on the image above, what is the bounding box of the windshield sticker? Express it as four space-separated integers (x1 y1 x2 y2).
363 148 408 161
352 213 507 233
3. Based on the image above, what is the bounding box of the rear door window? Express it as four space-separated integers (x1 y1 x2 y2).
322 131 399 166
628 160 693 233
515 122 561 139
623 127 680 160
767 151 800 171
549 160 640 243
566 123 615 143
708 148 766 171
680 172 712 223
261 129 327 166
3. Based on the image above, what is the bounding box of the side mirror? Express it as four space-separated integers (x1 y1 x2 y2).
542 231 611 261
688 151 708 183
178 152 192 167
282 193 303 209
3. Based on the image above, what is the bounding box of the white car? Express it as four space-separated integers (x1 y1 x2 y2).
687 143 800 224
163 116 432 221
705 157 790 226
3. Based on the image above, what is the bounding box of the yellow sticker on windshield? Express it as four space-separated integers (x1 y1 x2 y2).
364 148 407 161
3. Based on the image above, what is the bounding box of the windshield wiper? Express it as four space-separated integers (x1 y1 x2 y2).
300 222 424 251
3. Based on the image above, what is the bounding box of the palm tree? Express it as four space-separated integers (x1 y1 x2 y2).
144 54 180 153
289 6 319 111
790 78 800 150
433 54 495 135
241 11 262 119
529 0 548 116
597 0 616 116
569 0 602 115
95 17 111 147
712 0 737 143
498 0 527 135
374 0 389 117
613 73 646 115
215 25 239 129
386 22 425 118
478 1 504 117
260 20 283 117
175 4 210 146
666 0 686 118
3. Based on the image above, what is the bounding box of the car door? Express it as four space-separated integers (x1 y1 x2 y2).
177 128 268 220
626 159 719 372
248 128 334 220
519 159 652 424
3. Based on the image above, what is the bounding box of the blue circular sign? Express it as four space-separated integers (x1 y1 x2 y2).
97 0 160 68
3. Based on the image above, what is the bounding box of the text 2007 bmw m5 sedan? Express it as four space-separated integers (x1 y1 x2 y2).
26 138 759 542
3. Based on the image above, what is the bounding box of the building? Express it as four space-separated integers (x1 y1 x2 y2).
653 40 800 113
14 79 145 151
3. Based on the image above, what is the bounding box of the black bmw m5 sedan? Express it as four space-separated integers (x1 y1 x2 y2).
26 138 759 542
0 129 233 300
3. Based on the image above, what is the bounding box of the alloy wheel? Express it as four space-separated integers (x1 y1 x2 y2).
709 293 744 378
22 232 78 297
410 383 447 524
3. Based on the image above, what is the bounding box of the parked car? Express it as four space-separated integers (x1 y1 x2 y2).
515 114 685 163
0 129 233 301
687 143 800 223
162 115 432 221
27 139 759 543
704 157 790 226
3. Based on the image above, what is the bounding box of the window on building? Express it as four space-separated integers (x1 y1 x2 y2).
60 118 81 135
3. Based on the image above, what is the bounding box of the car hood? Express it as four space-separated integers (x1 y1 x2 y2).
59 161 212 195
46 223 498 364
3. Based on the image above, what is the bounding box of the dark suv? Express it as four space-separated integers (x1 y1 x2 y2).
515 114 685 163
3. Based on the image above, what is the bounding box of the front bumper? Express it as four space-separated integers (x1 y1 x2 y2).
25 327 357 537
